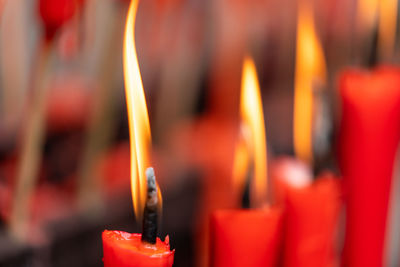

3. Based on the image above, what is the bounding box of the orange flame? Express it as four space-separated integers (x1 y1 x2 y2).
232 125 250 199
377 0 398 59
357 0 379 31
233 56 268 208
293 2 326 164
123 0 160 220
357 0 398 60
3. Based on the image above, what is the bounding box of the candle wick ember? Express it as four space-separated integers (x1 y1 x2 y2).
141 167 158 244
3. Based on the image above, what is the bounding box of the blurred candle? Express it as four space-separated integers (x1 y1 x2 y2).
102 1 173 266
210 57 283 267
338 67 400 267
210 208 282 267
270 3 342 266
271 159 341 267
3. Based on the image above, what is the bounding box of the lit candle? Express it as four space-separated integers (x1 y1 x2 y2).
338 66 400 267
209 56 283 267
271 2 341 266
102 0 174 266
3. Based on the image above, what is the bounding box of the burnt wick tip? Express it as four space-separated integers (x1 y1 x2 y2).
141 167 158 244
146 167 156 191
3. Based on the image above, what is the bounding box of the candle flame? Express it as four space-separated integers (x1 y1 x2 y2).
232 126 250 199
357 0 398 60
357 0 379 31
233 56 268 208
123 0 161 221
293 2 326 164
377 0 398 60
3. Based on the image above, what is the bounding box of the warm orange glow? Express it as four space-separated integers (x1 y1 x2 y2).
357 0 379 31
377 0 398 60
357 0 398 60
293 2 326 164
235 56 268 208
123 0 159 220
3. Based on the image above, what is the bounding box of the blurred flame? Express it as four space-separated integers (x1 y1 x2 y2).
234 56 268 208
357 0 398 60
123 0 161 220
293 3 326 164
377 0 398 59
232 126 250 197
357 0 379 31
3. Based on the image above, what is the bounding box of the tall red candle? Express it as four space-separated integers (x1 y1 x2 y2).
338 67 400 266
271 158 342 267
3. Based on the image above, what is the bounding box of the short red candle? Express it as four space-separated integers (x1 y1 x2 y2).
271 158 341 267
210 207 283 267
284 175 341 267
102 230 174 267
338 67 400 266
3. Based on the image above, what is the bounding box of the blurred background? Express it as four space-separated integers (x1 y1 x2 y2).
0 0 399 266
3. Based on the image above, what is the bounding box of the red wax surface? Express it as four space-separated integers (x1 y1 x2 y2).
338 67 400 267
284 175 341 267
271 158 341 267
102 230 174 267
210 208 283 267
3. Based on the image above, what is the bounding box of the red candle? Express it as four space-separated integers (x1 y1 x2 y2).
274 4 342 265
271 158 341 267
102 1 174 266
102 231 174 267
210 57 283 266
338 66 400 266
210 208 283 267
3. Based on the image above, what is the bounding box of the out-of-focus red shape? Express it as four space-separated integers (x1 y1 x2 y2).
46 76 92 132
38 0 83 40
98 143 130 195
338 66 400 267
285 175 341 267
271 158 341 267
102 230 174 267
209 208 283 267
270 157 312 205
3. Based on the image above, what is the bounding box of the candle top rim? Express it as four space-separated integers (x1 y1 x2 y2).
102 230 174 257
339 66 400 99
212 206 283 217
